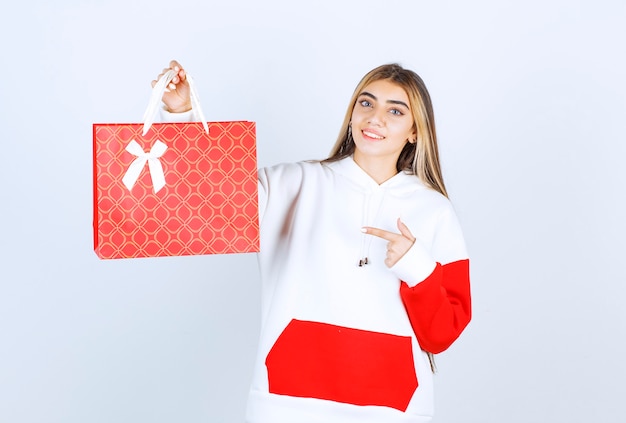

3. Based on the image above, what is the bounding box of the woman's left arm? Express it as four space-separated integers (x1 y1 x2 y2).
398 258 470 354
391 206 471 354
362 204 471 353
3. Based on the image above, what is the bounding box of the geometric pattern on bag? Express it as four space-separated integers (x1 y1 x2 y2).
93 121 259 259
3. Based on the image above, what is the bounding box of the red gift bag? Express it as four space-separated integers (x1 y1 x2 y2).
93 71 259 259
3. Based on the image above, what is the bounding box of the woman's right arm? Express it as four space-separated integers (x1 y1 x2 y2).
152 60 269 225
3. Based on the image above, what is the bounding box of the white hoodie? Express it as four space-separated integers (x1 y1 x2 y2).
159 110 471 422
249 158 470 422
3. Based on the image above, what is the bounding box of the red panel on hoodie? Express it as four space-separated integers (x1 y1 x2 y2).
265 319 418 412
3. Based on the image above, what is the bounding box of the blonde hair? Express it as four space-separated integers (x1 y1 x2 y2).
325 63 448 198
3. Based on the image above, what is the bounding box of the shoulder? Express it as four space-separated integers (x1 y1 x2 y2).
258 160 328 191
395 173 463 228
396 172 452 207
260 160 324 179
421 188 460 225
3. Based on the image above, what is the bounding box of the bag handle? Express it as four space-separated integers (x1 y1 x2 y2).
142 69 209 136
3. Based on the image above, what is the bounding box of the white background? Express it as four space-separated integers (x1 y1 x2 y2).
1 1 625 422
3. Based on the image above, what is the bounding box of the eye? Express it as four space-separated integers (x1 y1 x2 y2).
390 108 404 116
359 99 372 107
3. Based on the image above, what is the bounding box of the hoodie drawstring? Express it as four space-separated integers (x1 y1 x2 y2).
358 188 386 267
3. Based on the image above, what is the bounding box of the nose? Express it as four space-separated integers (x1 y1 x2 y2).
368 108 385 126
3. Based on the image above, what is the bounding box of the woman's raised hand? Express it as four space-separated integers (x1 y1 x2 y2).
361 218 416 268
151 60 192 114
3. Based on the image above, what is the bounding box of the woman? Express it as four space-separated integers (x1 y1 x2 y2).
155 61 471 422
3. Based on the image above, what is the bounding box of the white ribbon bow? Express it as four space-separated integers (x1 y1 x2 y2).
122 139 168 193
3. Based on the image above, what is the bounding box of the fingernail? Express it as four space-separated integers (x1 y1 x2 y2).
168 83 176 90
164 88 170 93
360 227 367 233
174 66 180 72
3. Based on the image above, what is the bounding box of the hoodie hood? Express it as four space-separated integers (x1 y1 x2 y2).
323 156 430 198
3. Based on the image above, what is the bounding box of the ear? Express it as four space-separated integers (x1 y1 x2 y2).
408 124 418 143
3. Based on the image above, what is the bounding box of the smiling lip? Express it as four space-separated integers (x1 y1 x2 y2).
362 129 385 140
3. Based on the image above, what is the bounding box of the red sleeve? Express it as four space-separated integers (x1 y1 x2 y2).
399 259 471 354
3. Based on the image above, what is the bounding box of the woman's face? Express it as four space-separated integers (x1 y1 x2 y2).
350 79 416 173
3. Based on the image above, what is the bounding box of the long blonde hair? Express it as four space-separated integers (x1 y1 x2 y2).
325 63 448 199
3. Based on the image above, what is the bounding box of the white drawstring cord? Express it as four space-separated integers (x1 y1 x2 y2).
358 188 386 267
358 194 370 266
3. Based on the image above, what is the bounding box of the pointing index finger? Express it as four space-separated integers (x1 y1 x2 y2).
361 226 397 241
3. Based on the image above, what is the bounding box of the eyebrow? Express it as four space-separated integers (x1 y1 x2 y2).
359 91 410 110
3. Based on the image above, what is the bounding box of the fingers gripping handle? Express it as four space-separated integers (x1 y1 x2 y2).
142 69 209 136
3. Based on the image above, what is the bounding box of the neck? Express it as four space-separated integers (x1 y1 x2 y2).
352 153 398 185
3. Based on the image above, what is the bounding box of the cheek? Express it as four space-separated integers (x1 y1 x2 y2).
390 122 414 139
350 108 365 123
403 121 417 139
